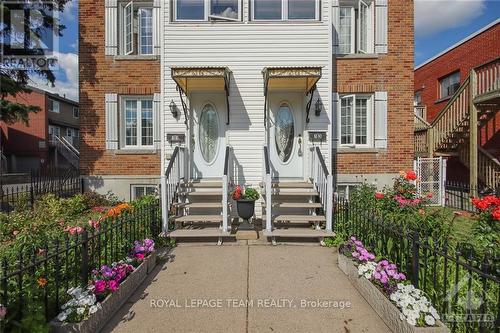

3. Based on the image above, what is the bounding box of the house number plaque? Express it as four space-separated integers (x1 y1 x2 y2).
167 133 186 144
308 131 327 143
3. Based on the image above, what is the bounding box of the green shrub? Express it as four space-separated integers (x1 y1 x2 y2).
243 188 260 201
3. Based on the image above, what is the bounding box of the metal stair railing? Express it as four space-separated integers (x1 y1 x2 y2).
53 135 79 168
309 147 332 232
163 146 186 233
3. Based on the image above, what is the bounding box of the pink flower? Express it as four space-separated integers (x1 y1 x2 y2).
94 280 106 294
375 192 384 199
380 275 389 284
352 252 359 258
108 280 119 292
75 227 84 234
0 305 6 319
373 272 381 280
398 273 406 280
12 230 19 236
135 253 145 260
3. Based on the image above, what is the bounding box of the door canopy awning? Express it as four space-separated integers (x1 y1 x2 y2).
262 66 322 123
262 66 322 94
171 66 232 125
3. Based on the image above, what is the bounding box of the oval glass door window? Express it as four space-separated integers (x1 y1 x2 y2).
275 104 294 163
199 104 219 163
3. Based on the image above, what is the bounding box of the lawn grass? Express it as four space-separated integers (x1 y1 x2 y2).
426 206 479 247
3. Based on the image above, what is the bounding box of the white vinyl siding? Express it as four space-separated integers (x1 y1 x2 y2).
163 0 331 192
73 107 79 118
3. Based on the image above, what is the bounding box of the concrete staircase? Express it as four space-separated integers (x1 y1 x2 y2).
168 179 234 244
261 180 334 245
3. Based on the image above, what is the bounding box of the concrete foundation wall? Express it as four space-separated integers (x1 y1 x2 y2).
83 175 160 202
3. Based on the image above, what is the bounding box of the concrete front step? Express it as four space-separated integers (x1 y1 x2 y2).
263 228 334 238
259 181 313 189
175 202 223 209
168 229 233 239
180 191 223 197
262 215 326 223
261 202 322 209
181 181 222 188
174 215 223 223
265 191 319 196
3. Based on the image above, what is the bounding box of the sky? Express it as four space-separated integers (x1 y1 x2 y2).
31 0 500 102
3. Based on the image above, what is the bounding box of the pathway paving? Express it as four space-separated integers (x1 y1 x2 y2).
102 244 390 333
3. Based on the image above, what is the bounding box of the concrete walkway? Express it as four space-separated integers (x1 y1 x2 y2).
102 245 389 333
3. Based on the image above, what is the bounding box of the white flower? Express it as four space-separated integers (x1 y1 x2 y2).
89 305 99 315
425 315 436 326
430 307 440 320
399 313 405 321
407 317 417 326
56 312 67 322
76 307 85 315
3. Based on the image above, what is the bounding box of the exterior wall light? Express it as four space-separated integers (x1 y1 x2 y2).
314 99 323 117
169 100 179 119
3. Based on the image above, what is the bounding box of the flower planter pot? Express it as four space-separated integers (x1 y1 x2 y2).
236 200 256 230
145 251 157 274
49 260 149 333
337 254 450 333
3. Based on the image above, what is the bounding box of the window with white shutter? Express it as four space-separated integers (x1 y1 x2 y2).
105 0 118 56
374 0 388 54
338 94 373 148
374 91 388 149
335 0 378 54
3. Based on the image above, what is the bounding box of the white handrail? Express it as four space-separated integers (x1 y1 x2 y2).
310 147 332 232
263 146 272 232
222 146 232 233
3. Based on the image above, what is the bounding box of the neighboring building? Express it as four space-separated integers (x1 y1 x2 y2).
414 19 499 188
80 0 413 242
1 87 80 173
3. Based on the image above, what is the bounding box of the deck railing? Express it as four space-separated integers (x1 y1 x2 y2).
310 147 332 232
414 105 427 120
163 146 186 232
475 56 500 97
430 76 471 153
458 144 500 188
262 146 272 232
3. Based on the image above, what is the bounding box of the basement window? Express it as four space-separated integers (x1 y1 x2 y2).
131 185 157 200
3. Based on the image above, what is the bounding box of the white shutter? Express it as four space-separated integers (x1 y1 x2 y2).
332 0 340 54
105 94 119 150
375 0 388 54
332 92 339 148
153 0 161 56
153 93 161 150
374 91 388 149
124 1 134 55
105 0 118 56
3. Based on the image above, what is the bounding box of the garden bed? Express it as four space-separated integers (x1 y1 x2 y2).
49 252 156 333
338 254 449 333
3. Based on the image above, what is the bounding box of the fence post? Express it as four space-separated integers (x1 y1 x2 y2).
411 230 420 288
30 185 34 209
150 202 158 238
80 230 89 286
80 177 85 194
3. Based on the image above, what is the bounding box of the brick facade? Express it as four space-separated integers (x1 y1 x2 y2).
79 0 161 177
334 0 414 175
414 21 499 160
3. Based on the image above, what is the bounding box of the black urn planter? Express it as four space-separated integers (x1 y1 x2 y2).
236 199 256 230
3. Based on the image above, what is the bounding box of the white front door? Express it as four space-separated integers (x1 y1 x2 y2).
269 93 304 179
190 94 226 179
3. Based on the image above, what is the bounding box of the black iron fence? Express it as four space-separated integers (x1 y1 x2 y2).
445 181 500 213
0 168 81 213
0 201 160 332
334 198 500 333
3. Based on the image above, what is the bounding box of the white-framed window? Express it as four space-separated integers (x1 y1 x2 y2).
339 94 373 148
252 0 319 21
338 0 374 54
49 125 60 138
439 71 460 99
131 185 157 200
73 107 80 118
414 91 422 106
121 96 154 149
48 99 60 113
175 0 241 22
336 183 361 200
119 1 154 55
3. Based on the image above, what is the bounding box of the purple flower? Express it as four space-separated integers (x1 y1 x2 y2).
373 272 381 279
100 265 113 279
94 280 106 294
0 305 7 320
352 252 359 258
380 260 389 266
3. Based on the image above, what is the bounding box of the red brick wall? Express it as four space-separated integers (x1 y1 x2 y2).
415 23 499 122
334 0 414 174
1 91 48 160
79 0 161 176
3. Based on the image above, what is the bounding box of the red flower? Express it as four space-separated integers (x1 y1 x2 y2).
375 192 384 199
492 208 500 221
426 192 433 198
232 185 242 200
405 171 417 181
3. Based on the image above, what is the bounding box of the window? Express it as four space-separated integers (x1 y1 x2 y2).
339 94 373 148
48 99 60 113
120 1 154 55
131 185 157 200
338 0 373 54
414 91 422 106
49 125 60 139
67 128 73 137
175 0 240 21
122 97 154 148
439 72 460 99
336 184 360 200
73 107 80 118
252 0 318 21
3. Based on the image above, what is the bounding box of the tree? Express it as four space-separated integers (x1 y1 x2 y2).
0 0 70 125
